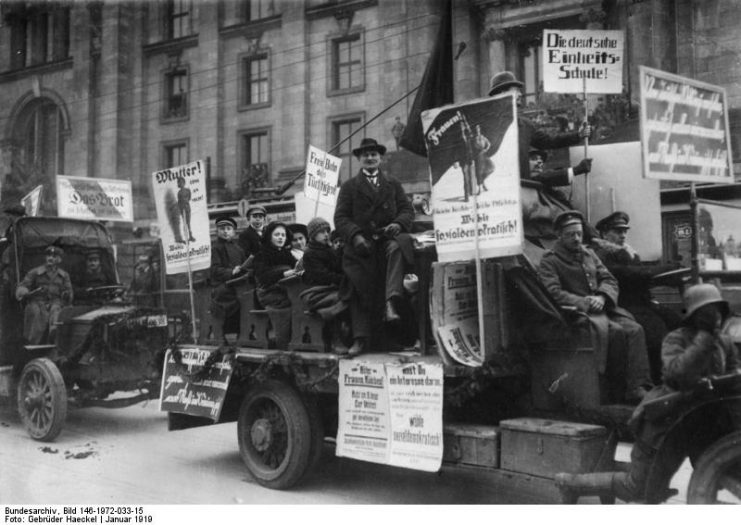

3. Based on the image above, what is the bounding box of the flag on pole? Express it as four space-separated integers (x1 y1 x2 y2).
398 0 454 156
21 185 43 217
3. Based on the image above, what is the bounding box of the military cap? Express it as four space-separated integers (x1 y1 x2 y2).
595 211 630 233
45 245 64 257
215 216 237 228
86 250 102 260
246 205 267 217
553 210 585 231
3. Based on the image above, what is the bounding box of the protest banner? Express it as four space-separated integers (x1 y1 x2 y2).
21 184 43 216
159 347 233 421
542 30 624 94
336 358 444 472
56 175 133 222
422 93 522 263
639 66 733 183
151 160 211 275
295 146 341 226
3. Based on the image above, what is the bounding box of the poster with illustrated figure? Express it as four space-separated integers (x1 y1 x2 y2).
421 92 522 263
151 160 211 275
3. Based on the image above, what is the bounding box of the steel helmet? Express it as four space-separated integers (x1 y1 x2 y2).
682 283 729 321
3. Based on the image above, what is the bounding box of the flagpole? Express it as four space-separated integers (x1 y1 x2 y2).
276 86 420 195
184 235 197 343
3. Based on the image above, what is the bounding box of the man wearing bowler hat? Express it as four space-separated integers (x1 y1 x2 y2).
488 71 593 183
16 244 73 344
592 211 683 383
538 210 653 404
334 138 415 356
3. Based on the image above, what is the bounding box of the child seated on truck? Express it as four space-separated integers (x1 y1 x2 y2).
299 217 348 322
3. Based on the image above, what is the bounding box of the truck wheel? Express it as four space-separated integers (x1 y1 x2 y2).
17 358 68 442
687 430 741 504
237 380 312 489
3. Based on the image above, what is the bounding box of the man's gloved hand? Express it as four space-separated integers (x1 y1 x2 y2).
383 223 402 238
353 234 372 257
694 307 722 335
573 158 593 176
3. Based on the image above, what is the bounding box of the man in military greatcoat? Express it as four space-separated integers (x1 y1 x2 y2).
334 138 415 356
16 245 73 344
538 210 653 403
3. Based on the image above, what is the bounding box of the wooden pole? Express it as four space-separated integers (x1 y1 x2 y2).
583 78 591 222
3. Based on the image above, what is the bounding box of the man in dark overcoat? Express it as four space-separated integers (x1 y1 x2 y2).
538 210 653 403
210 216 247 337
334 138 414 356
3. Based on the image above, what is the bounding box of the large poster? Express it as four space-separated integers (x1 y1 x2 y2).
151 160 211 275
542 30 624 94
639 66 733 183
336 358 443 472
56 175 133 222
421 93 522 262
295 145 341 226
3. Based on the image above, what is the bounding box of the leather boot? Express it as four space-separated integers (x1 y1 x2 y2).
385 299 401 323
554 472 619 504
348 337 366 356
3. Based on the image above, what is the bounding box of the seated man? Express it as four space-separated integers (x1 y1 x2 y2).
75 250 115 301
128 254 158 306
538 211 653 403
556 283 740 502
591 211 682 383
16 245 73 344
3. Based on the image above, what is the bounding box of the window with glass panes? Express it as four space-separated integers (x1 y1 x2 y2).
243 0 275 22
164 69 188 119
164 142 188 168
332 34 362 91
331 117 362 183
243 54 269 106
19 100 65 180
167 0 191 39
241 131 270 177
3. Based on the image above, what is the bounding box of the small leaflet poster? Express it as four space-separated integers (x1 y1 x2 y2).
542 29 624 94
639 66 733 183
422 93 522 263
159 347 233 421
151 160 211 275
336 358 443 472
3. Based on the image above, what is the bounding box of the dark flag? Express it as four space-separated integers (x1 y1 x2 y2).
398 0 454 156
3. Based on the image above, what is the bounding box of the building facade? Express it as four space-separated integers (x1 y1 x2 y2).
1 0 741 255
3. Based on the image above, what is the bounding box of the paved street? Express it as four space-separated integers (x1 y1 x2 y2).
0 397 695 506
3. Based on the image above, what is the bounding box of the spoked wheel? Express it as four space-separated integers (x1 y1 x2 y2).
687 430 741 504
237 380 312 489
16 358 68 442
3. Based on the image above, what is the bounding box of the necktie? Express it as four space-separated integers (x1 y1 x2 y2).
364 170 378 186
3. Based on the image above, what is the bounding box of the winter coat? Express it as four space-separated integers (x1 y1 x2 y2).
334 170 414 299
238 226 263 259
254 243 296 309
302 241 343 286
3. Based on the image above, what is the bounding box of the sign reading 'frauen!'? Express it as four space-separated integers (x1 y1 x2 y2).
639 66 734 183
56 175 133 222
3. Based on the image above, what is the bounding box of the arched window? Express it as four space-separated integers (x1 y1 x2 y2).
15 98 66 181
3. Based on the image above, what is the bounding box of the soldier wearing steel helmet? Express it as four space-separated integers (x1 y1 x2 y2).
556 283 741 502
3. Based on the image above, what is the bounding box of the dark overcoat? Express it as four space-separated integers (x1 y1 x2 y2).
518 116 583 181
334 170 414 299
238 226 262 259
302 241 343 287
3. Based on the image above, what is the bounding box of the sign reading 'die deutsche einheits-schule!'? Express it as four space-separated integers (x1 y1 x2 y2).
639 66 733 183
159 347 233 421
56 175 133 222
336 358 443 472
151 160 211 275
422 93 522 263
542 29 624 94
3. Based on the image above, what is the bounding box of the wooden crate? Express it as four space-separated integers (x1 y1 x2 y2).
499 418 610 479
443 424 500 468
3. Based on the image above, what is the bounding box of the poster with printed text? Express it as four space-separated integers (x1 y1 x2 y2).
56 175 133 222
422 93 522 263
542 29 624 94
159 347 233 421
151 160 211 275
639 66 733 183
336 359 443 472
